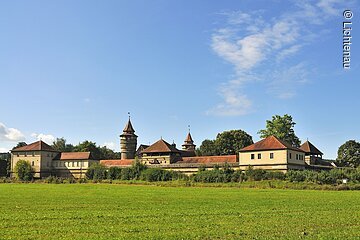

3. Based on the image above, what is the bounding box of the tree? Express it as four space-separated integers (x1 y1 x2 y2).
199 139 218 156
198 130 253 156
336 140 360 168
12 142 27 150
258 114 301 147
74 141 101 159
99 146 118 159
215 130 253 155
52 138 74 152
14 160 34 181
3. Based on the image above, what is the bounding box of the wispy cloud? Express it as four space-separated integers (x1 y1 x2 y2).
31 133 55 144
208 0 349 116
0 122 25 142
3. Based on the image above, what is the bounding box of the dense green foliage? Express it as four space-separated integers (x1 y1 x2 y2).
51 138 120 160
14 160 34 181
192 165 360 185
258 114 301 147
0 184 359 239
12 142 27 150
336 140 360 168
85 163 108 180
51 137 74 152
198 129 253 156
87 161 188 182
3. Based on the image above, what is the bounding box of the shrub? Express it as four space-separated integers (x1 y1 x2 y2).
286 170 306 182
85 163 107 180
131 160 147 180
120 168 134 180
245 167 267 181
14 160 34 181
108 167 121 180
265 171 285 180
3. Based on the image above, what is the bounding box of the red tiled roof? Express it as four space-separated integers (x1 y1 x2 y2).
59 152 92 160
180 155 237 164
12 141 57 152
300 141 323 155
100 159 134 167
142 139 180 153
240 136 304 152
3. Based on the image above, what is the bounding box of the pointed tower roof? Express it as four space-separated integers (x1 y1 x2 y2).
184 132 194 143
300 140 323 155
11 140 58 152
240 135 304 152
142 139 180 153
123 119 135 133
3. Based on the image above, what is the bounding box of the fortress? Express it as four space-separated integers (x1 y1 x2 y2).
10 118 335 178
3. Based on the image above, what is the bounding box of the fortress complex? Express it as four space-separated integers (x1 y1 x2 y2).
10 118 335 178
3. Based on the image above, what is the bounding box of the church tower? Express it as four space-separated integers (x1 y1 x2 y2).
182 128 196 151
120 116 137 159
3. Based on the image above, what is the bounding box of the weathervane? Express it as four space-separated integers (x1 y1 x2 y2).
128 112 130 120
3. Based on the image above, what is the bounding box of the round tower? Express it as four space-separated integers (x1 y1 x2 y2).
120 116 137 159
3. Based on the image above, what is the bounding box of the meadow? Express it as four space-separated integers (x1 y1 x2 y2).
0 184 359 239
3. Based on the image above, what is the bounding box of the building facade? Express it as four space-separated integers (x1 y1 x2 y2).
239 136 306 172
10 117 335 178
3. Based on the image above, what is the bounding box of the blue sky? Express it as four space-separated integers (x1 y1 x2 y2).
0 0 358 159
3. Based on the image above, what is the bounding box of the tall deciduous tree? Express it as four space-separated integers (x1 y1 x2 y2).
52 138 74 152
215 130 253 155
199 139 218 156
258 114 301 147
336 140 360 168
74 141 101 159
198 130 253 156
12 142 27 150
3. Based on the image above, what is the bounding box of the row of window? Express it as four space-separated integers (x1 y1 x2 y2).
16 152 55 158
251 153 274 160
53 161 85 167
250 153 304 160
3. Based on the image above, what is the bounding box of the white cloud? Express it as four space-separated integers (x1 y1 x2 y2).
0 147 9 152
0 122 25 142
102 142 116 151
208 0 348 116
31 133 55 144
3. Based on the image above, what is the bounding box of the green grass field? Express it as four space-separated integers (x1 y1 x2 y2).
0 184 359 239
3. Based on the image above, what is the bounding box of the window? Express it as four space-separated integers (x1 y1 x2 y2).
251 154 255 160
258 153 261 159
32 152 35 157
289 153 292 159
16 153 19 157
25 152 27 157
31 161 34 166
270 153 274 159
296 154 298 160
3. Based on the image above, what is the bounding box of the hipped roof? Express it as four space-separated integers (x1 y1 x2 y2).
142 139 180 153
300 141 323 155
11 141 58 152
240 136 304 152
